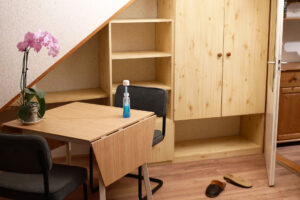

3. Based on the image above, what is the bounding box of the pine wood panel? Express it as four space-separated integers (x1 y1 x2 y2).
44 88 107 104
222 0 270 116
99 25 112 105
10 88 108 106
240 114 265 147
111 18 172 23
91 115 156 186
174 136 261 163
174 0 224 120
112 81 171 94
157 0 174 19
111 51 171 60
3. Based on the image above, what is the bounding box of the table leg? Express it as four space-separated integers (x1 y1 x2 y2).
98 169 106 200
142 163 153 200
66 142 72 164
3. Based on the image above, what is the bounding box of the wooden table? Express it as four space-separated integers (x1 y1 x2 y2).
2 102 156 200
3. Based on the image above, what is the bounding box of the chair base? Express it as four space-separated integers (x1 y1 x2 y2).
126 166 163 200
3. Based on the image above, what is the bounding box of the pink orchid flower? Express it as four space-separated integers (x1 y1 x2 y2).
17 30 60 57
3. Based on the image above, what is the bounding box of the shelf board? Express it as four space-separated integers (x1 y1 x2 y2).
111 51 172 60
174 136 261 163
110 18 173 24
284 17 300 21
112 81 171 94
282 62 300 71
45 88 108 103
10 88 108 106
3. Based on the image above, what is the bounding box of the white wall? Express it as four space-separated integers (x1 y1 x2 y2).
0 0 131 109
282 20 300 62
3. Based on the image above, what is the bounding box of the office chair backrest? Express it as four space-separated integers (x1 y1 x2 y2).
0 134 52 174
115 85 168 117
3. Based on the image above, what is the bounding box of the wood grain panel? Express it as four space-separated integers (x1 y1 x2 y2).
278 92 300 141
2 102 154 143
92 115 156 186
222 0 270 116
99 25 112 105
157 0 175 19
174 0 224 120
240 114 264 147
174 136 261 163
51 151 300 200
282 62 300 71
280 71 300 87
281 87 300 94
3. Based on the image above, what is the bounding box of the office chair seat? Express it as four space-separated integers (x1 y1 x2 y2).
0 164 87 200
153 130 164 146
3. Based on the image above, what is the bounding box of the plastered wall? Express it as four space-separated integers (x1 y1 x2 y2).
0 0 131 109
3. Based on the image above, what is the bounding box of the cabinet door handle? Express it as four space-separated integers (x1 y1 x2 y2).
226 52 231 57
217 53 223 58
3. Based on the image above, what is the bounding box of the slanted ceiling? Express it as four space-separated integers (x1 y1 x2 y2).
0 0 134 112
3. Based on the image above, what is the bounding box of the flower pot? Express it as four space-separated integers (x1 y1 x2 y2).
21 102 41 124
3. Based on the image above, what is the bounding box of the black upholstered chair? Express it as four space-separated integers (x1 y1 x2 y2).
0 134 88 200
115 85 168 200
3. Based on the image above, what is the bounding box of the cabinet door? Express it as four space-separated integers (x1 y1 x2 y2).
174 0 224 120
278 91 300 141
222 0 270 116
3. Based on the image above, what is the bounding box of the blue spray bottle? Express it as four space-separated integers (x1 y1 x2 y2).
123 80 130 118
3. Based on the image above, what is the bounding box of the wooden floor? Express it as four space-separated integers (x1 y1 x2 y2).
63 145 300 200
0 145 299 200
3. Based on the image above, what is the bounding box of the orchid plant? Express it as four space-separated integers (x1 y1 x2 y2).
17 31 60 121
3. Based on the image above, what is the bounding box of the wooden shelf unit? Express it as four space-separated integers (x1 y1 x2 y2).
173 114 265 163
101 12 174 117
10 88 108 106
111 18 173 24
44 88 108 103
174 136 261 163
111 51 172 60
112 81 171 94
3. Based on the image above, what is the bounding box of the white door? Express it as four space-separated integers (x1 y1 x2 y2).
265 0 284 186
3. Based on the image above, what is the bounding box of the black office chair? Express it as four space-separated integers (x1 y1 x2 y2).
115 85 168 200
0 133 88 200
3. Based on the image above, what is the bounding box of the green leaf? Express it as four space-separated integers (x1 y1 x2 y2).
18 105 30 120
24 88 35 95
36 96 46 118
25 93 34 102
35 89 45 99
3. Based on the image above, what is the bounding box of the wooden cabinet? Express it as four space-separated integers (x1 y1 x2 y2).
174 0 270 120
222 0 270 116
278 70 300 142
174 0 224 120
